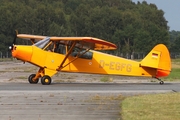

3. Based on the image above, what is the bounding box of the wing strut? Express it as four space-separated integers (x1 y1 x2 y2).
30 39 35 44
56 41 77 71
57 48 91 71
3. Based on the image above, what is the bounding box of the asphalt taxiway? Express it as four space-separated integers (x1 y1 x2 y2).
0 82 179 92
0 82 179 120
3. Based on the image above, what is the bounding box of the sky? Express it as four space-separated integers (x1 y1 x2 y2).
132 0 180 31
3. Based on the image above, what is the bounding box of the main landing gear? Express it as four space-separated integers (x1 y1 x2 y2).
155 77 164 85
41 75 52 85
28 74 52 85
28 74 39 84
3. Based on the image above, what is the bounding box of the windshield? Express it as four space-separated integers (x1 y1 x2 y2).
34 37 50 49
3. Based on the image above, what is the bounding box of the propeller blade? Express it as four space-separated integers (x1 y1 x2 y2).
13 30 18 44
9 30 18 50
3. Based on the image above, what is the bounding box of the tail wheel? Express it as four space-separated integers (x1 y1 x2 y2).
28 74 39 84
159 81 164 85
41 75 51 85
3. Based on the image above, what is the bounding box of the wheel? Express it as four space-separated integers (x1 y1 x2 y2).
41 75 51 85
159 81 164 85
28 74 39 84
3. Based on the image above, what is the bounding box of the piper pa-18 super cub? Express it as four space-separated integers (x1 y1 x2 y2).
10 32 171 85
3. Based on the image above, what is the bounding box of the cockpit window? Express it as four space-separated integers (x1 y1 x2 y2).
34 37 50 49
71 47 93 59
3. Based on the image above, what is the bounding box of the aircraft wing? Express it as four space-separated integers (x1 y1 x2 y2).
17 34 117 50
50 37 117 50
17 34 47 40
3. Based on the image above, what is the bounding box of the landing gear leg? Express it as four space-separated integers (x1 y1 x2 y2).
28 67 44 84
155 77 164 85
28 74 39 84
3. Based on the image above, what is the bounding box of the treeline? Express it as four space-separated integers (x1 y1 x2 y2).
0 0 179 58
170 31 180 54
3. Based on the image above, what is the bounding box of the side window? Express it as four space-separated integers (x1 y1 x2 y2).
80 51 93 59
34 37 50 49
44 41 66 54
71 47 80 57
45 42 54 52
54 42 66 54
71 47 93 59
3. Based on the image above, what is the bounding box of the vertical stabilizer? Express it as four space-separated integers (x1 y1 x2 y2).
140 44 171 77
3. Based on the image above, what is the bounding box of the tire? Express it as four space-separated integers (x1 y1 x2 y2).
28 74 39 84
159 81 164 85
41 75 51 85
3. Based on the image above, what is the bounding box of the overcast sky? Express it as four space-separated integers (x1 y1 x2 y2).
132 0 180 31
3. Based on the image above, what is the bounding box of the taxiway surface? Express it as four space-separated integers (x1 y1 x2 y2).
0 82 178 120
0 82 179 92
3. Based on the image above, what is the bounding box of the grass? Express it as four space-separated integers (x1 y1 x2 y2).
121 93 180 120
120 59 180 120
165 68 180 81
163 59 180 81
91 94 124 101
100 76 113 82
171 59 180 69
15 76 27 79
0 58 13 62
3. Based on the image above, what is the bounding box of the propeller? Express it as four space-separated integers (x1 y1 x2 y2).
9 30 18 50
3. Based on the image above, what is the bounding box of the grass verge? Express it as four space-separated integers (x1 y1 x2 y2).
100 76 113 82
121 92 180 120
164 68 180 81
163 59 180 81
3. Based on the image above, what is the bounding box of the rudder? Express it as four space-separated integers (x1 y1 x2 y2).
140 44 171 77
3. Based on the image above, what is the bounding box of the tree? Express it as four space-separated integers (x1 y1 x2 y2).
0 0 172 58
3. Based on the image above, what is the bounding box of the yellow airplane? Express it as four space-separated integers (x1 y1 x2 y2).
10 32 171 85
